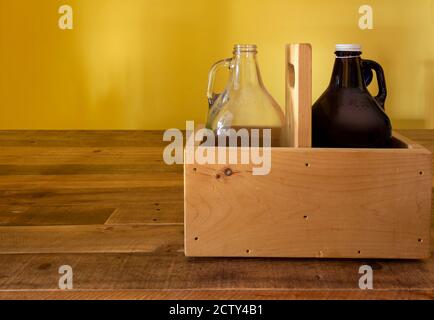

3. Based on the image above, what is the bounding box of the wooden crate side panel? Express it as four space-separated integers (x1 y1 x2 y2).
185 148 432 259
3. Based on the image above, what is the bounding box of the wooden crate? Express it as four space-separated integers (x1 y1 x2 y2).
184 44 432 259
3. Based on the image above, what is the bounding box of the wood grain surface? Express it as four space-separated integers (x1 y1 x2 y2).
286 44 312 148
0 130 433 300
185 139 432 259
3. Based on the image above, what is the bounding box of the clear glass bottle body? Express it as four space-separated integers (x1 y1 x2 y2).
206 45 286 147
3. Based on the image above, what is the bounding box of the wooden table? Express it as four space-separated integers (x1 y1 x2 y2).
0 130 432 300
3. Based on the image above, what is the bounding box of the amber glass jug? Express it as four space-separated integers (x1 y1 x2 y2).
312 44 392 148
206 45 286 147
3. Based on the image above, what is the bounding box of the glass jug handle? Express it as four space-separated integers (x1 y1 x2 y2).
362 59 388 110
207 58 232 108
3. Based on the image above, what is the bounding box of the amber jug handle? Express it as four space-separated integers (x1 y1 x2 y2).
362 59 388 109
206 58 232 108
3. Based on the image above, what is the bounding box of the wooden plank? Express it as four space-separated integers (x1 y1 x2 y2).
0 225 184 254
0 186 183 207
0 206 115 226
0 173 182 190
0 203 184 226
0 172 183 226
286 44 312 148
0 164 181 176
0 131 167 147
0 147 167 165
106 203 184 225
185 146 432 259
0 290 432 300
0 253 432 291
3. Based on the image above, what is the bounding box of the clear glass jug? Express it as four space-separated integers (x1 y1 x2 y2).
206 45 286 147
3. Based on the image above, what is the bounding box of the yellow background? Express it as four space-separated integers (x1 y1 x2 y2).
0 0 433 130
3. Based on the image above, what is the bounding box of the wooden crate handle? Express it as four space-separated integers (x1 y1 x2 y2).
286 44 312 148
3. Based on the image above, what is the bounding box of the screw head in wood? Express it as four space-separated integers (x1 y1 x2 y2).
224 168 233 176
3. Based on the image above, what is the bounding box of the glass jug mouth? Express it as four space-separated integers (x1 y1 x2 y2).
233 44 257 54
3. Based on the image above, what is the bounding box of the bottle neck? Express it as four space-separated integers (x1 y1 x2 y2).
329 52 365 89
232 52 263 89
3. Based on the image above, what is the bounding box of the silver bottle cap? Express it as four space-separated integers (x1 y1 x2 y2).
335 44 362 52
